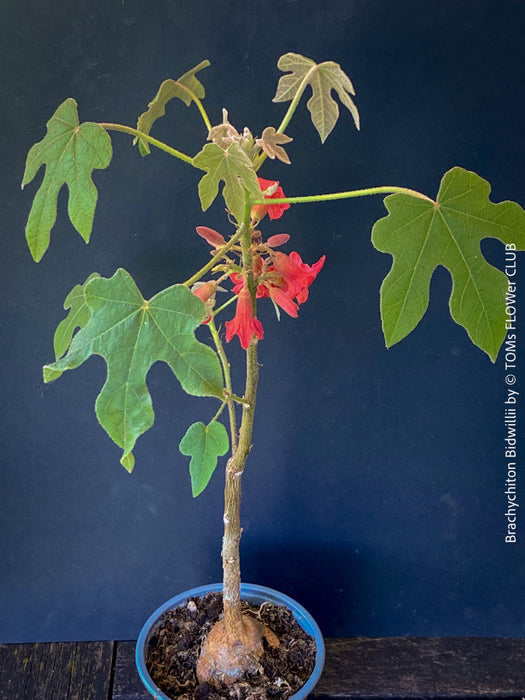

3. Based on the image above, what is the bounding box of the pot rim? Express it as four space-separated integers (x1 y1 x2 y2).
136 582 325 700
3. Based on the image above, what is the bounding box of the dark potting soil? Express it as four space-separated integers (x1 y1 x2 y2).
145 592 317 700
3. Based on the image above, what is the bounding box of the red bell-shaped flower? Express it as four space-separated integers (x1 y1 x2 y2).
251 178 290 222
225 286 264 350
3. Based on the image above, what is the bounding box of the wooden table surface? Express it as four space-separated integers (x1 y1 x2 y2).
1 637 524 699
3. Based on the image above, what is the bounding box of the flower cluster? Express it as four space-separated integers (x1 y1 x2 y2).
196 178 325 350
226 248 325 349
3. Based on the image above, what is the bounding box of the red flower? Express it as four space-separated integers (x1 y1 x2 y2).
192 280 218 324
226 242 325 345
230 272 244 295
192 280 217 303
261 251 325 314
270 251 310 298
225 286 264 349
230 255 263 295
268 286 299 317
251 178 290 222
287 251 326 303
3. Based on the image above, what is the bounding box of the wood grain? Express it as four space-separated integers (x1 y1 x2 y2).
1 637 524 699
0 641 114 700
315 638 525 699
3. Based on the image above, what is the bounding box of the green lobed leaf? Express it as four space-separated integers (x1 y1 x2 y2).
371 167 525 361
53 273 100 359
43 269 224 471
273 52 360 143
21 98 112 261
179 421 229 497
135 60 210 156
193 142 261 222
43 272 101 383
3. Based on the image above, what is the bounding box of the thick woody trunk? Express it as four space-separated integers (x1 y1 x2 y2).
222 340 258 635
221 455 245 635
196 213 269 687
196 341 266 686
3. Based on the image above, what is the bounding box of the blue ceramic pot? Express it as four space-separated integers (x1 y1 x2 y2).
136 582 325 700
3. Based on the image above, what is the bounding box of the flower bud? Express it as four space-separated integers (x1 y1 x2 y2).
266 234 290 248
191 280 218 324
196 226 226 247
192 280 218 303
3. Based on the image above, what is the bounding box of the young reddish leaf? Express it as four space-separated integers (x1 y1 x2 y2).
179 421 229 497
273 52 360 143
255 127 293 164
22 98 112 261
207 109 242 150
372 167 525 361
135 60 210 155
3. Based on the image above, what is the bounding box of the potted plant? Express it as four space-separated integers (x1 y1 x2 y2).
22 53 524 698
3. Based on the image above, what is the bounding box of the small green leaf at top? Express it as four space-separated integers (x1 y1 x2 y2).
179 421 229 497
22 98 113 261
193 142 261 222
273 53 360 143
371 167 525 362
135 60 210 156
43 269 224 471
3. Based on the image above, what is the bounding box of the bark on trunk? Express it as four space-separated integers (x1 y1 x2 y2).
196 340 264 686
221 340 259 639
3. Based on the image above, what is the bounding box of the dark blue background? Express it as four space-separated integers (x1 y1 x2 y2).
1 0 524 642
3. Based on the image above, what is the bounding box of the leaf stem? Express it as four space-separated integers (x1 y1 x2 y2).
172 82 213 132
211 399 227 424
229 393 250 406
212 294 237 318
193 97 213 133
254 66 316 172
250 185 435 206
208 317 238 451
98 123 194 165
276 65 317 137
